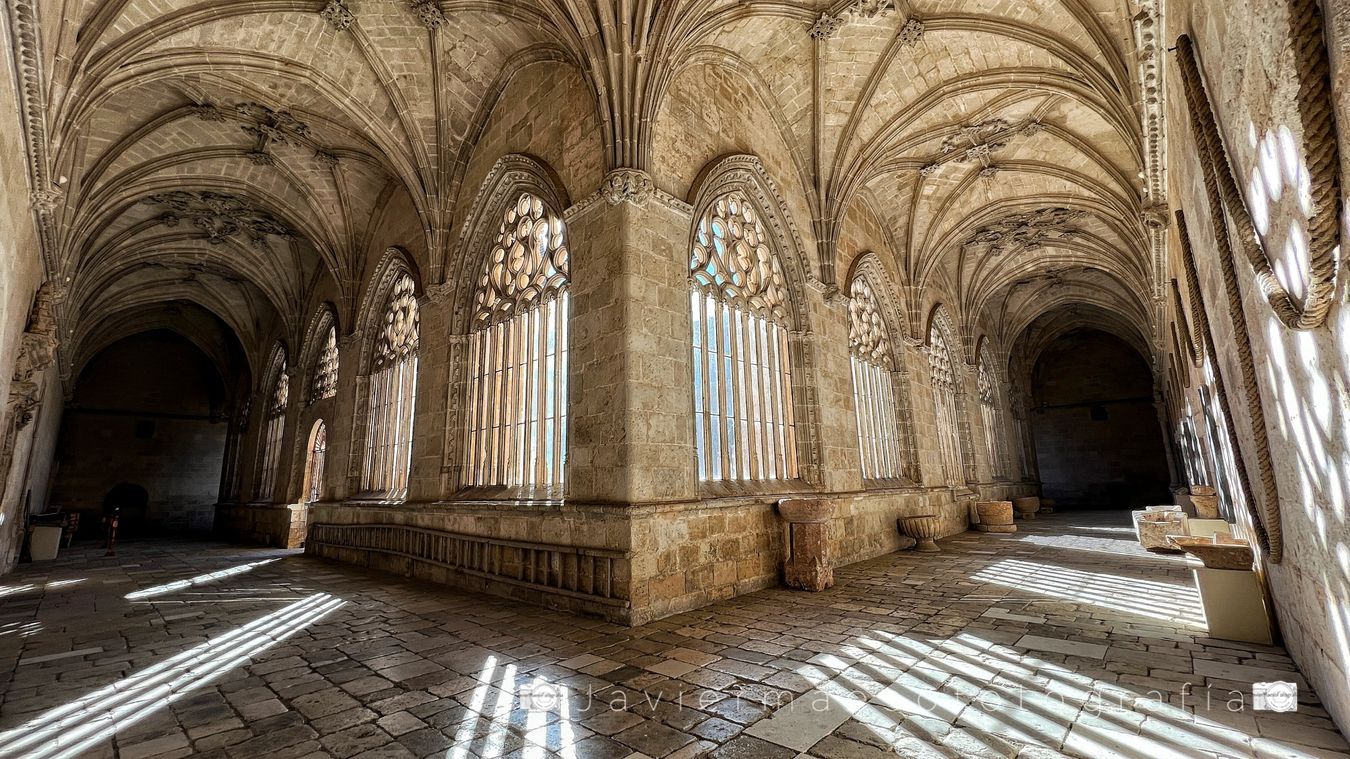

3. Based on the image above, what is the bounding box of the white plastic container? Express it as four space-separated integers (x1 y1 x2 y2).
29 525 62 561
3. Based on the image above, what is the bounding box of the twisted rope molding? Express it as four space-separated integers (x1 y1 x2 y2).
1175 211 1278 562
1177 12 1341 331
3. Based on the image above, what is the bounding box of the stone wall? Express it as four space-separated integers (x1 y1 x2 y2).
305 480 1035 626
0 9 58 569
1163 0 1350 728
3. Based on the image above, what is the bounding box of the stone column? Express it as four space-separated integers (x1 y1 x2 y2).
564 171 696 504
777 498 835 591
1154 388 1184 491
408 289 451 501
802 292 862 493
334 330 365 500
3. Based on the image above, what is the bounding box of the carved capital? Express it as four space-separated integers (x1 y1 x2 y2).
339 328 365 348
1141 202 1170 229
14 333 58 383
423 282 455 304
6 382 41 431
411 0 444 28
897 17 925 47
809 13 843 39
602 168 654 207
29 187 61 213
320 0 354 31
853 0 894 19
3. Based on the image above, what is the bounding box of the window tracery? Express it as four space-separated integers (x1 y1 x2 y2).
690 191 797 483
928 321 965 484
362 271 419 496
307 421 327 503
310 324 338 402
255 348 287 500
464 193 570 490
848 276 903 480
977 346 1009 478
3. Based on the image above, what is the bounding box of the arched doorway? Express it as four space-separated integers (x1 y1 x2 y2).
51 331 228 538
1028 329 1171 510
102 482 149 533
302 420 327 503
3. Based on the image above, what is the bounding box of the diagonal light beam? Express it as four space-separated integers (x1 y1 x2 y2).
0 592 343 759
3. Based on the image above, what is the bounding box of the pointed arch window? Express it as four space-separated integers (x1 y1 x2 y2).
255 348 288 501
928 322 965 484
976 346 1009 479
223 398 250 500
848 276 904 480
306 421 328 503
362 272 419 496
464 193 571 490
310 323 338 402
690 191 798 483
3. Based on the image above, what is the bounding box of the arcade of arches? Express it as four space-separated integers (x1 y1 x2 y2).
1 0 1349 754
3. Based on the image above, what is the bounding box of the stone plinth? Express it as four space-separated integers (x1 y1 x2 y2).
975 501 1016 533
777 499 835 591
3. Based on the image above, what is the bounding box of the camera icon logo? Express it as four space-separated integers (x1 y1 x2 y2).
519 681 563 712
1253 681 1299 712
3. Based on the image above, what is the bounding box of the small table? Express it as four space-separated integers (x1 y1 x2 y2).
1189 558 1274 645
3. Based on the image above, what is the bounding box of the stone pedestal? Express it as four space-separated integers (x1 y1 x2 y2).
1190 560 1274 644
974 501 1016 533
777 499 835 591
1012 496 1040 519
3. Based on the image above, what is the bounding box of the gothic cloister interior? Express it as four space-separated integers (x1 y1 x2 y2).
0 0 1348 757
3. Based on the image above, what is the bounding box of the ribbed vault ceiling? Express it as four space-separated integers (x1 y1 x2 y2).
27 0 1159 383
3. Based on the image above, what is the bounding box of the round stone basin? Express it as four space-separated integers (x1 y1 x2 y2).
1167 534 1254 570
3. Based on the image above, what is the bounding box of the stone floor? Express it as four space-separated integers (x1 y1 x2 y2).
0 512 1346 759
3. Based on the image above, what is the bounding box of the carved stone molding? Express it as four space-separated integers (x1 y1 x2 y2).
143 190 295 248
320 0 354 31
602 169 654 207
188 101 335 169
922 118 1042 177
963 208 1088 257
188 102 230 122
7 284 60 432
